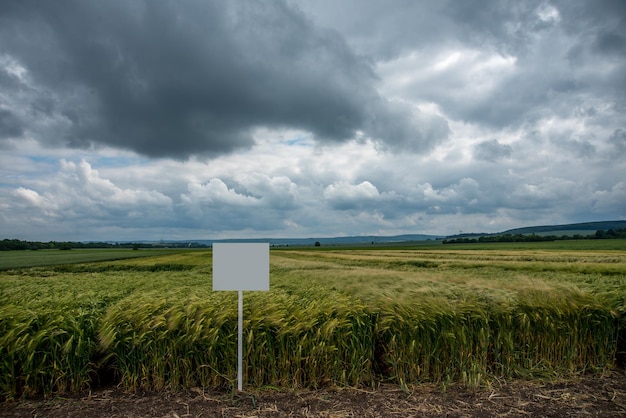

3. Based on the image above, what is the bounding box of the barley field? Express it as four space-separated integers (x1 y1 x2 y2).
1 242 625 399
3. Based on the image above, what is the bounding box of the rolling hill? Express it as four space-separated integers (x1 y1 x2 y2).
501 220 626 236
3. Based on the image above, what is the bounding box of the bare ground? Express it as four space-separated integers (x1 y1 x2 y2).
2 371 625 417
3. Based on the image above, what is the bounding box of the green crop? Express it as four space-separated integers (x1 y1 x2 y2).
0 245 624 398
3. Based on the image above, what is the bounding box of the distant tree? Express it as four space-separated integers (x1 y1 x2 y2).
314 241 321 247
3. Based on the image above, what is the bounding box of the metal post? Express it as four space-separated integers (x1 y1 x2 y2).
238 290 243 391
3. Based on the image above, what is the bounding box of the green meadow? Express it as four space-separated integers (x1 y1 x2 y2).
1 241 625 398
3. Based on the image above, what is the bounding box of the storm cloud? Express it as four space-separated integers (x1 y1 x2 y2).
0 0 447 158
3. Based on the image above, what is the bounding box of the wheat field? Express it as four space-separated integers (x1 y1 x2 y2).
1 244 625 398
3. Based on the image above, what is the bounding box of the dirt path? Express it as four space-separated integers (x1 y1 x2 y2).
2 372 625 417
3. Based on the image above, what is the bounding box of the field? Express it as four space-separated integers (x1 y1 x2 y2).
0 248 185 271
1 241 625 402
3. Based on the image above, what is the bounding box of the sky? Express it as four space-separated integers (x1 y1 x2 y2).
1 0 625 242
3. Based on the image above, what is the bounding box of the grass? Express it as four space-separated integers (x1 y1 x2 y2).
0 241 625 398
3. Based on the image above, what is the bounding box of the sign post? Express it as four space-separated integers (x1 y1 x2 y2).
212 243 269 391
238 290 243 391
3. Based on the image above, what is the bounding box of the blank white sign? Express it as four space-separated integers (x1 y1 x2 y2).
212 243 270 291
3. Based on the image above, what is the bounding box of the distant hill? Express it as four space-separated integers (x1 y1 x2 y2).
4 220 625 250
501 220 626 236
157 222 626 247
189 234 441 247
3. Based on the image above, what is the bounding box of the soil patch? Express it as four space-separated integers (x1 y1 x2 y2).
2 372 625 417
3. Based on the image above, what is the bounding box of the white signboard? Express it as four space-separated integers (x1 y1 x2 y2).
212 242 269 391
213 243 269 291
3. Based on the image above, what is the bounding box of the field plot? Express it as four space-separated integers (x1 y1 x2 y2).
0 243 625 399
0 248 187 271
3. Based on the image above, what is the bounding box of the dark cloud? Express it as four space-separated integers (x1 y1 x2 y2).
556 0 626 35
365 99 450 152
0 109 23 140
608 129 626 158
593 31 626 56
0 0 445 158
474 139 512 162
551 137 596 159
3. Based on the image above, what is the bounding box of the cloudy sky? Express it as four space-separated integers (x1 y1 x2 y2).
1 0 624 241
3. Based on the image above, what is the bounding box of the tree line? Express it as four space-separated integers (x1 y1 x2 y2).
443 229 626 244
0 239 209 251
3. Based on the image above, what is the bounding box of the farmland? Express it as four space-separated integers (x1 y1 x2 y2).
1 241 625 400
0 248 186 271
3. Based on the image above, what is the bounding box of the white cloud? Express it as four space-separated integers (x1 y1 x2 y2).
591 181 626 216
1 159 174 239
183 179 259 207
323 181 380 210
377 47 517 104
234 172 299 209
13 187 59 216
536 3 560 23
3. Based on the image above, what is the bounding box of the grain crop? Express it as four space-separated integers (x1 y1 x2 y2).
0 243 624 398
